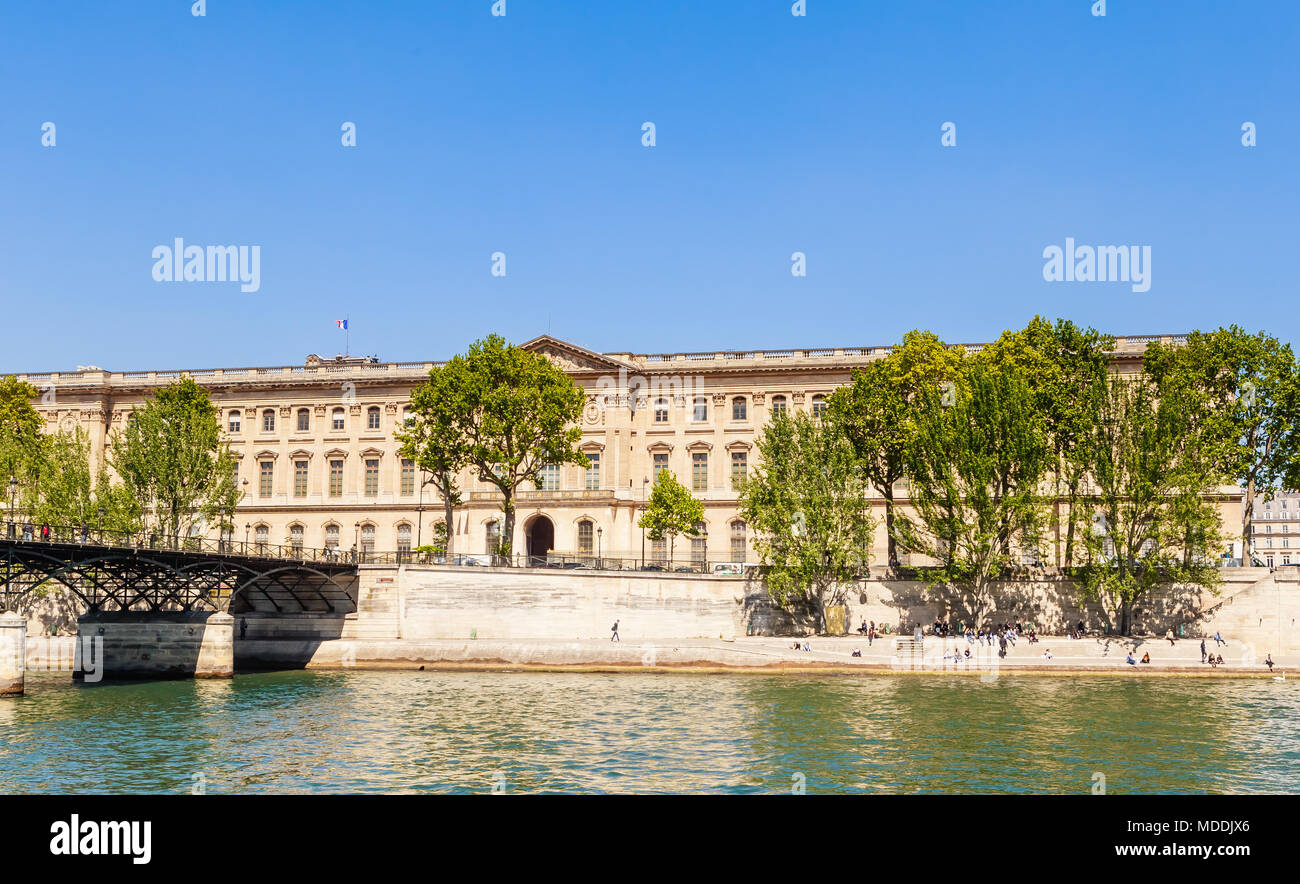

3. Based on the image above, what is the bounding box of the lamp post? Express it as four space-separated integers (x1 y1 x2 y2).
244 522 250 551
354 521 361 563
597 526 603 566
8 476 17 539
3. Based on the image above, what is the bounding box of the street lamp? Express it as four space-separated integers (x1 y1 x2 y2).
244 522 250 549
597 526 603 562
354 521 361 563
7 476 16 539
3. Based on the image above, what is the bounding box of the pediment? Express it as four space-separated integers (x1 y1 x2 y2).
518 335 634 373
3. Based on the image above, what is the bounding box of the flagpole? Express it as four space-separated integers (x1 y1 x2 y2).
346 317 350 357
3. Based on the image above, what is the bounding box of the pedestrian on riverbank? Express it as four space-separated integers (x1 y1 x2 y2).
611 619 620 642
1201 639 1207 663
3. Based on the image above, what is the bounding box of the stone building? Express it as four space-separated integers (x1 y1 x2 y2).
1250 489 1300 568
14 333 1244 567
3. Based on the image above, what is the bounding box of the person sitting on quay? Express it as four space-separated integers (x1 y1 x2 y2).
1043 649 1053 660
1216 654 1225 666
857 619 869 635
1214 631 1227 647
1210 655 1220 668
1027 629 1039 644
802 640 811 652
1141 652 1151 664
851 647 862 658
1126 652 1137 666
1265 653 1275 671
1165 629 1176 647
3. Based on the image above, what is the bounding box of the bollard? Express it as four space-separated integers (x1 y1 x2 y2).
0 612 28 695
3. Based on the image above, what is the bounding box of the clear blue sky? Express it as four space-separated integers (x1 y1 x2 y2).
1 1 1295 372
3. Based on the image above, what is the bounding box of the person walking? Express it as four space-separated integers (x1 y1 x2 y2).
1200 639 1207 663
610 619 620 642
239 617 248 640
21 521 33 542
79 523 90 544
40 522 50 542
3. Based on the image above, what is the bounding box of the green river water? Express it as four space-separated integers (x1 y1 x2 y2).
2 670 1297 794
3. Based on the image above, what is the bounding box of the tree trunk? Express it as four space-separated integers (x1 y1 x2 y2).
883 486 897 565
442 492 455 559
1243 473 1255 564
1119 599 1133 636
501 495 516 564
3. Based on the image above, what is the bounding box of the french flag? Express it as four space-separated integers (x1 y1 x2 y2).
335 319 348 330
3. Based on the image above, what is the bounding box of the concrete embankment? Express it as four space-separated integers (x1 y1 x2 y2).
237 634 1294 678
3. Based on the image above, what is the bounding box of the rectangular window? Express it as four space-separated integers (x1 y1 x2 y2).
692 452 708 491
228 412 241 433
654 399 669 423
259 461 273 498
329 459 344 497
732 398 746 421
262 411 275 433
539 464 560 491
578 521 594 555
401 459 415 496
364 459 379 497
691 530 707 567
651 538 667 564
332 411 346 431
585 453 601 490
730 451 747 488
653 453 669 479
293 460 308 498
730 521 746 563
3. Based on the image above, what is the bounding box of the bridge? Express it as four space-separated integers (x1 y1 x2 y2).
0 525 363 691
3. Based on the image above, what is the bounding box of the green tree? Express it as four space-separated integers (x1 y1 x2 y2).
1075 371 1223 634
0 376 44 515
896 354 1052 626
638 469 704 565
398 365 469 558
28 429 141 533
826 330 965 564
983 317 1114 566
1145 327 1300 559
738 410 875 633
419 335 587 560
110 377 240 542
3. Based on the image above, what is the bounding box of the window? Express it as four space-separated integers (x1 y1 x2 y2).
364 459 379 497
653 453 669 479
730 520 747 563
262 409 275 433
1285 555 1292 565
732 397 747 421
293 459 308 498
401 459 415 496
486 521 501 555
811 395 827 418
331 408 345 431
651 538 667 564
585 453 601 490
402 408 414 428
228 411 241 433
691 522 707 567
296 408 310 432
290 525 304 555
361 524 375 557
258 460 273 498
578 520 594 555
1267 555 1274 568
771 395 787 417
693 396 708 422
367 406 381 430
325 524 340 552
329 459 344 497
731 451 747 488
397 524 412 555
255 524 269 553
692 452 708 491
538 464 560 491
654 398 669 423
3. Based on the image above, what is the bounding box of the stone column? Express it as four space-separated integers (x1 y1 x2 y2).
196 612 234 678
0 612 27 695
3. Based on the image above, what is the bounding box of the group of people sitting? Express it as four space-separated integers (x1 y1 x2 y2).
790 640 812 652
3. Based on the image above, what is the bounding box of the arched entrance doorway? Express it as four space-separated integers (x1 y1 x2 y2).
525 515 554 565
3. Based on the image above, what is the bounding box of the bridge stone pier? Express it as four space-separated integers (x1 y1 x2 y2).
0 612 26 695
76 611 234 680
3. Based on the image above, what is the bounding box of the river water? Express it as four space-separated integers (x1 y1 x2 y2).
2 671 1297 794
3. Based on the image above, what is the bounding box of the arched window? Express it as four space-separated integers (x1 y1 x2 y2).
255 524 269 553
289 524 304 554
691 521 708 568
485 520 501 556
771 395 787 417
578 520 594 555
397 523 412 555
730 520 747 563
261 409 275 433
692 396 708 422
811 394 827 418
732 397 747 421
367 406 381 430
331 408 345 431
296 408 310 432
228 410 242 433
324 524 340 552
360 524 375 558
